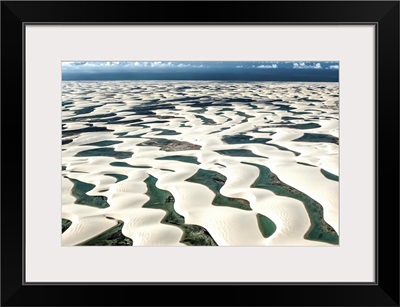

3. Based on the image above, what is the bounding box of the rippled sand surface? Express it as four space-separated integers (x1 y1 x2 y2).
62 81 339 246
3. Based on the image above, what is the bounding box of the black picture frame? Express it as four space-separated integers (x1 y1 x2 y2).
1 1 399 306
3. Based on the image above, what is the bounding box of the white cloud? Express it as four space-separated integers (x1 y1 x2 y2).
293 62 323 69
62 61 207 70
62 61 128 69
177 63 189 67
256 64 278 69
329 64 339 69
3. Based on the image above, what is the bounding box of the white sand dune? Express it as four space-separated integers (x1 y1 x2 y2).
62 81 339 246
115 210 185 246
62 215 117 246
268 161 339 234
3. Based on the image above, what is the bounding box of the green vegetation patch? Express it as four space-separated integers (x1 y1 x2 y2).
320 169 339 182
243 162 338 245
143 175 185 226
66 177 109 208
143 174 217 246
264 143 301 157
62 218 72 233
110 162 151 168
215 149 267 158
293 133 339 145
156 155 200 165
138 139 201 152
256 214 277 238
180 224 218 246
75 147 132 159
297 162 316 167
104 173 128 183
83 140 123 147
152 128 181 136
186 169 251 211
222 134 272 145
78 219 133 246
195 115 217 125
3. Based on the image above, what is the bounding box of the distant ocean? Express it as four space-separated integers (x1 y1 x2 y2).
62 68 339 82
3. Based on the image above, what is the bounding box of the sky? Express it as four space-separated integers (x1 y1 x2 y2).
62 61 339 82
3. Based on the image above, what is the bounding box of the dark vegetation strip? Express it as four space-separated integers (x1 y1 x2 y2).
297 162 316 167
294 133 339 144
104 173 128 183
152 128 181 136
242 162 338 245
75 148 132 159
195 115 217 125
78 218 133 246
62 126 113 137
156 155 200 165
320 169 339 182
143 175 217 246
236 111 255 124
256 214 277 238
62 218 72 233
83 140 122 147
116 132 147 139
62 139 73 145
73 105 100 115
263 123 321 129
222 134 272 145
63 112 117 122
186 168 277 238
263 143 301 157
186 169 251 211
215 149 267 158
209 127 230 134
66 177 109 208
110 162 151 168
138 139 201 151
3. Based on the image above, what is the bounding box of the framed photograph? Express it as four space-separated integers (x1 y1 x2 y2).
1 1 399 306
